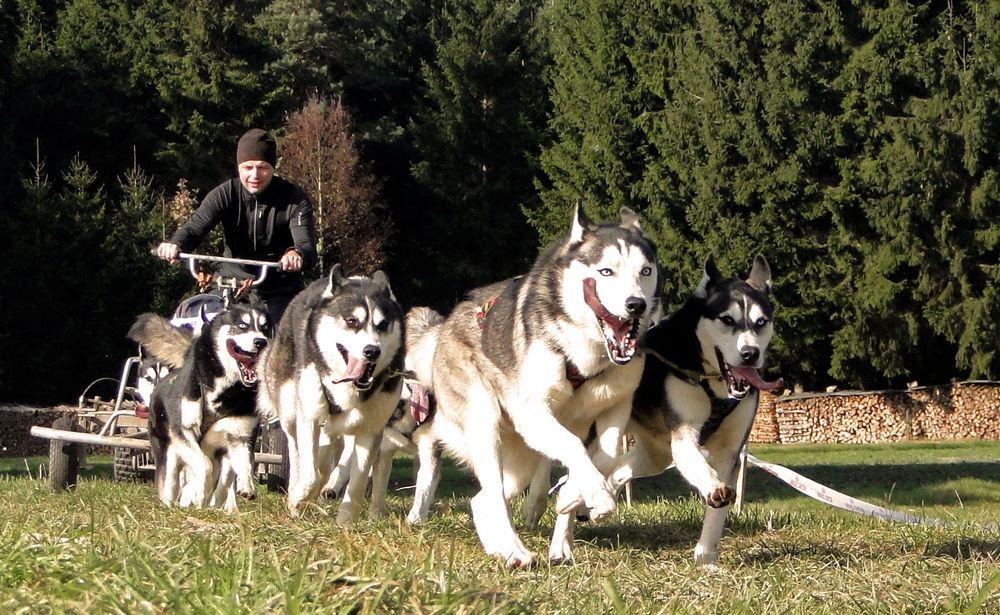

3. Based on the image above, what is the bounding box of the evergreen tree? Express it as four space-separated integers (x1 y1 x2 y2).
410 0 547 304
534 0 655 242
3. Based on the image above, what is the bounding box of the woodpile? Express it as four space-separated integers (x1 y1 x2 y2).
0 404 78 457
749 381 1000 444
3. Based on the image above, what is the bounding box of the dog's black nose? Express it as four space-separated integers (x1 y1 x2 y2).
363 345 381 361
254 338 268 350
625 296 646 317
740 347 760 365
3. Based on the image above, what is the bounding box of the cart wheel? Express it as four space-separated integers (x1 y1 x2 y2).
113 447 145 482
264 425 289 494
48 416 80 492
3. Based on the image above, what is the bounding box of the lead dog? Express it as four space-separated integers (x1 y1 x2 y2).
128 303 272 511
406 206 659 567
589 255 783 567
257 264 405 523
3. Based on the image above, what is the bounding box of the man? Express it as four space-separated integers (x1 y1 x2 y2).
157 128 318 322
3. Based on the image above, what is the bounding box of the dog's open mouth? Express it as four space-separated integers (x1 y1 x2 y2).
226 339 260 387
583 278 640 365
331 344 377 390
714 347 783 399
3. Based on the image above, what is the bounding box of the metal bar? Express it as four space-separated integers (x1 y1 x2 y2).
30 426 151 450
255 452 282 465
110 357 142 418
179 252 280 269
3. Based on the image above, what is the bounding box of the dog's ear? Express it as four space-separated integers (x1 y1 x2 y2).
694 254 721 298
324 263 348 297
569 198 593 244
370 270 399 302
747 254 772 294
618 206 641 232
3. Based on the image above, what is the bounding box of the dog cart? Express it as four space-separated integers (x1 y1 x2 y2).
30 253 289 492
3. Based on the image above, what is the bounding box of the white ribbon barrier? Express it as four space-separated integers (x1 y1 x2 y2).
746 453 954 528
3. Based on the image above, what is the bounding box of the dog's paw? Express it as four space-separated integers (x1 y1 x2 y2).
694 545 720 569
319 487 342 500
547 535 575 564
583 486 616 521
704 485 736 508
405 508 427 525
335 501 361 526
286 497 308 518
503 546 537 570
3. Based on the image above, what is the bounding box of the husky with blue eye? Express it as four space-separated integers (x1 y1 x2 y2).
256 264 404 524
405 206 660 567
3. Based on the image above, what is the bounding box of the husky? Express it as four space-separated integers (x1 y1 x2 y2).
591 255 783 567
401 305 551 530
257 264 405 523
128 302 273 511
133 294 225 416
405 206 659 567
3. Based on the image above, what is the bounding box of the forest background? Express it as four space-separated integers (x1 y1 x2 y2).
1 0 999 404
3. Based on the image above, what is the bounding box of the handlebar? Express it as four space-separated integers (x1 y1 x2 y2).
151 249 281 288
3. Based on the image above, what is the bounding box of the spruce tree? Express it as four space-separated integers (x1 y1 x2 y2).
410 0 546 302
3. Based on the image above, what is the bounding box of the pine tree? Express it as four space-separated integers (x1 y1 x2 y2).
410 0 546 302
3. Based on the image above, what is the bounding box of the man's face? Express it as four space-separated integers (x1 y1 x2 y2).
238 161 274 194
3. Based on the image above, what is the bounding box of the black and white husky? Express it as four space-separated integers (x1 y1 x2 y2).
257 264 405 523
405 206 659 567
594 255 783 567
128 303 273 511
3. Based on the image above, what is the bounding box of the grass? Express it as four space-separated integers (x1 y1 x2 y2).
1 441 998 614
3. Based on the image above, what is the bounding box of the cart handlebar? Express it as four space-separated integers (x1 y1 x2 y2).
179 252 281 288
151 249 282 288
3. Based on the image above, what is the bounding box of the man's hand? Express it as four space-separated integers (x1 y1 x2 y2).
280 249 303 272
157 242 180 263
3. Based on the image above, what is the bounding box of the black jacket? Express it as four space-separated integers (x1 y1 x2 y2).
171 176 318 298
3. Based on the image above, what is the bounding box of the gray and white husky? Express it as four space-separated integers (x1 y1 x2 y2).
406 206 659 567
257 264 405 523
591 255 783 567
128 303 273 512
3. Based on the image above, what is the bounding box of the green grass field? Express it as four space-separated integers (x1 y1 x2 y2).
1 441 998 614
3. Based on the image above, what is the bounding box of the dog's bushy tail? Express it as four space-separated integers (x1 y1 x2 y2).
127 313 193 369
405 307 444 387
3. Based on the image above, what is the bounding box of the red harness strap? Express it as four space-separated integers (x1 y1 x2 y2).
475 295 499 330
565 361 588 389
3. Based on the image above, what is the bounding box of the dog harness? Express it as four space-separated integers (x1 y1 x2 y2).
644 347 745 445
476 294 594 390
697 381 742 445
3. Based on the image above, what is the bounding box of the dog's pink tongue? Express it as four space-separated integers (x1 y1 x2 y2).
408 382 431 423
341 355 368 381
730 366 784 392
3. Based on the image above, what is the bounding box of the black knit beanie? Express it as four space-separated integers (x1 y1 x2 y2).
236 129 277 167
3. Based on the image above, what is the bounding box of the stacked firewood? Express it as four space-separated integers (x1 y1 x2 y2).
0 404 77 457
749 381 1000 444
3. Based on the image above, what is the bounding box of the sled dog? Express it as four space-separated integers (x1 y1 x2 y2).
406 206 659 567
600 255 783 567
257 264 405 523
128 302 273 511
